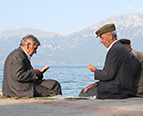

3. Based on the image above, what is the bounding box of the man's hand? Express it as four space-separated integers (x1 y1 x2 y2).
34 69 42 76
40 65 50 73
88 63 96 72
84 83 98 92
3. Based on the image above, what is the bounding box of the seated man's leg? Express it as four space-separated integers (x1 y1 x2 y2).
79 87 98 97
41 79 62 96
34 84 49 97
34 79 62 97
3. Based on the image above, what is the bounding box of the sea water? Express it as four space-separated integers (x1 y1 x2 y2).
0 65 102 96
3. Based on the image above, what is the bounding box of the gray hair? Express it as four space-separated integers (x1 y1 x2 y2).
20 35 41 47
106 30 117 38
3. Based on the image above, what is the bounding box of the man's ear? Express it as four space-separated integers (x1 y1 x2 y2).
108 33 113 40
129 45 131 50
26 43 31 49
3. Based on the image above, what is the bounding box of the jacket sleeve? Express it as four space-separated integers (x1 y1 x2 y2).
11 51 37 82
131 53 140 78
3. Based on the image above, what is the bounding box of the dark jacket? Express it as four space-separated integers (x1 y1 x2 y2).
95 41 133 99
2 47 40 98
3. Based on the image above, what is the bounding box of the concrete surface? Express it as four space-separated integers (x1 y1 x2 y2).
0 97 143 116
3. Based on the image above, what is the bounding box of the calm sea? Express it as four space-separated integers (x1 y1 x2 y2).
0 65 102 97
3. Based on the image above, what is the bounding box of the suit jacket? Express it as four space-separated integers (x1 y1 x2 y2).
131 49 143 97
2 47 38 98
95 41 133 99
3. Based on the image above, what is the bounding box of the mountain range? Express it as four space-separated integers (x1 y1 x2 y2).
0 13 143 66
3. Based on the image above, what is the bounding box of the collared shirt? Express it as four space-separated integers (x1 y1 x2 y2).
107 40 118 52
21 47 31 60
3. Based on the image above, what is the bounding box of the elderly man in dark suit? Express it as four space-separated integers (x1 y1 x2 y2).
79 23 133 99
2 35 62 98
119 39 143 97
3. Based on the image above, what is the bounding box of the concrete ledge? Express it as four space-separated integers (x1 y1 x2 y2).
0 97 143 116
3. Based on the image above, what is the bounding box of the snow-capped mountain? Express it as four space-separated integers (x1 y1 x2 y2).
0 13 143 65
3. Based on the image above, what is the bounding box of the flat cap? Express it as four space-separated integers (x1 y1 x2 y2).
95 23 116 37
119 39 131 45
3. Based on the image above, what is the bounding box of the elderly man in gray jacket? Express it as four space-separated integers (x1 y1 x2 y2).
79 24 133 99
2 35 62 98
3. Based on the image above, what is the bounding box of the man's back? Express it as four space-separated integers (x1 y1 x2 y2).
131 49 143 97
2 47 36 98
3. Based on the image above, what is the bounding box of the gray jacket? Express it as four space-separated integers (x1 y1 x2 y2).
2 47 41 98
131 49 143 97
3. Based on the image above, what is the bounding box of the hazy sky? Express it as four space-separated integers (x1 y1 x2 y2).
1 0 143 35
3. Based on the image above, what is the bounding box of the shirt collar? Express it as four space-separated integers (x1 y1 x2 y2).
21 47 31 60
107 40 118 52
